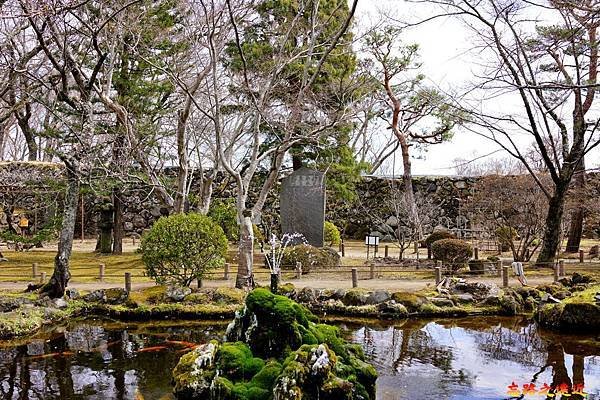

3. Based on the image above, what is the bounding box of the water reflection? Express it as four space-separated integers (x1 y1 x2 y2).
0 317 598 399
335 317 600 400
0 319 228 400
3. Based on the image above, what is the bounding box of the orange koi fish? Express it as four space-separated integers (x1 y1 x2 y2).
164 340 198 348
136 346 167 353
26 351 74 360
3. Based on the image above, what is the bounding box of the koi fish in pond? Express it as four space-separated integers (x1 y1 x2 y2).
164 340 199 348
136 346 167 353
26 351 74 360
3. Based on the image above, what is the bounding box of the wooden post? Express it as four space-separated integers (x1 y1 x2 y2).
32 263 38 278
474 247 479 260
132 236 136 246
553 263 559 282
559 260 565 277
351 268 358 288
369 264 375 280
579 250 584 263
427 247 432 259
496 260 502 277
384 245 389 258
414 241 419 260
498 244 502 255
197 278 202 288
295 262 302 279
40 272 46 284
374 244 378 257
435 266 442 286
99 264 105 282
502 266 509 288
125 272 132 292
224 263 230 280
341 243 345 257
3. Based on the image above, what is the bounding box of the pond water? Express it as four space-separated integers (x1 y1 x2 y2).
0 316 598 400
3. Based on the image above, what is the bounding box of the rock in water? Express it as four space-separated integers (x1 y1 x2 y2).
173 288 377 400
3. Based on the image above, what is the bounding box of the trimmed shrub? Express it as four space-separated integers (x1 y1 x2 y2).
432 239 473 271
281 244 340 274
140 213 228 287
208 199 238 241
495 226 517 251
324 221 341 246
424 231 456 251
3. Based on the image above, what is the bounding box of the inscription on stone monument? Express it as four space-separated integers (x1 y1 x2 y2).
280 167 325 247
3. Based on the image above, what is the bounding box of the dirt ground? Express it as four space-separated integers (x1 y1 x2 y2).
0 274 560 293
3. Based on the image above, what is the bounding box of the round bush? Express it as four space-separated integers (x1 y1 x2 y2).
140 213 228 287
281 244 340 274
432 239 473 271
324 221 341 246
424 231 456 250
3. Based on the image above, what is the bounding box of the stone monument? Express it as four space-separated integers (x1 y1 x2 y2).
280 167 325 247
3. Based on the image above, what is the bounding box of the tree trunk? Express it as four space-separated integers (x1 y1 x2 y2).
174 106 190 213
112 190 124 254
0 122 5 160
112 132 125 254
398 135 423 240
15 106 37 161
198 176 214 214
565 157 585 252
235 213 254 289
536 184 568 265
42 165 79 298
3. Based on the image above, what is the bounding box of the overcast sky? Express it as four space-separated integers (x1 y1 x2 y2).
356 0 600 176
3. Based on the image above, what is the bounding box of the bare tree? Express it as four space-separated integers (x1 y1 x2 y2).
468 175 549 261
362 23 460 239
428 0 600 263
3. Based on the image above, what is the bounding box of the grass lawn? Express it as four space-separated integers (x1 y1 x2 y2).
0 250 149 283
1 237 599 284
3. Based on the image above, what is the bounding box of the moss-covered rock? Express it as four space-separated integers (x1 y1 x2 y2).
342 289 369 306
213 288 246 305
173 288 377 399
172 341 219 400
536 284 600 332
390 292 431 313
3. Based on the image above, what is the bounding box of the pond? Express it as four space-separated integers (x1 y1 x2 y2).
0 317 598 399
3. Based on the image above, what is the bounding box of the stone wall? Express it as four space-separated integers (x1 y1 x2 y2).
1 162 598 241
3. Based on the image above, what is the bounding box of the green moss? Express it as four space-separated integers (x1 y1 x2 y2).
129 286 167 304
277 283 296 297
342 288 369 306
240 288 316 357
212 376 234 398
391 292 430 312
218 342 265 380
418 303 442 314
213 287 246 304
563 284 600 304
0 309 44 339
310 324 347 359
184 292 211 305
172 341 219 397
